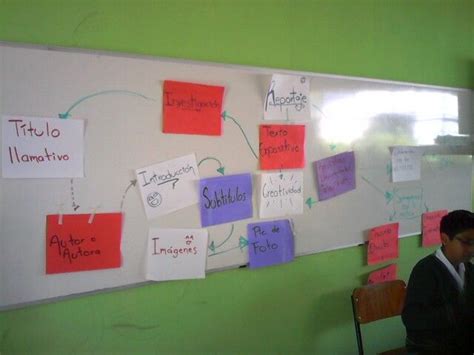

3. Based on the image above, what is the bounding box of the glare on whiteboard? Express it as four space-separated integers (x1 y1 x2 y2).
318 90 458 145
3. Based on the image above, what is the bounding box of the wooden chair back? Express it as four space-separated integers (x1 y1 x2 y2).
351 280 407 354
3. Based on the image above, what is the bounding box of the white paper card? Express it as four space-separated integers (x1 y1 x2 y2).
263 74 311 121
391 146 422 182
2 116 84 178
146 228 208 281
135 154 200 219
259 171 304 218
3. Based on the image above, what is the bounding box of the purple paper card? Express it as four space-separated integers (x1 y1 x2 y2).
247 219 294 268
314 151 355 201
200 173 253 227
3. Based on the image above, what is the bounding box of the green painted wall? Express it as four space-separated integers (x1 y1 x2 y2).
0 1 472 354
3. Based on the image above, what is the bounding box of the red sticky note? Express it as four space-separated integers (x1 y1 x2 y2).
367 264 397 285
162 80 224 136
46 213 123 274
422 209 448 247
259 124 305 170
367 223 399 265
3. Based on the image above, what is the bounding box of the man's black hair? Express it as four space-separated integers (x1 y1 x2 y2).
440 209 474 239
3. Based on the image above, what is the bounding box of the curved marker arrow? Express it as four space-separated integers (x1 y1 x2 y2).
59 90 155 119
120 179 137 210
70 179 80 211
222 111 258 160
208 224 234 254
208 236 249 257
305 197 317 209
198 157 225 175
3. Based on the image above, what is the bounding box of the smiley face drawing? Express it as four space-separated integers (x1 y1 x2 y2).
185 235 194 245
147 191 162 208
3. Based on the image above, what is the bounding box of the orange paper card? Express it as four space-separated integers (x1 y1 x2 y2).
162 80 224 136
259 124 305 170
422 209 448 247
367 222 399 265
367 264 397 285
46 213 123 274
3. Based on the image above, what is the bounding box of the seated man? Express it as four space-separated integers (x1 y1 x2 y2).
402 210 474 354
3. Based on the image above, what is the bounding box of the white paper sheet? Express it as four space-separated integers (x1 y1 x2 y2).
135 154 200 219
146 228 208 281
263 74 311 121
258 171 304 218
391 146 422 182
2 116 84 178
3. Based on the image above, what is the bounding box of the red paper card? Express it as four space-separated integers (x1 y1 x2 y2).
46 213 123 274
367 264 397 285
422 209 448 247
259 124 305 170
367 222 399 265
162 80 224 136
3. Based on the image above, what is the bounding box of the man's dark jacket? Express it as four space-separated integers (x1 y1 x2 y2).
402 254 474 354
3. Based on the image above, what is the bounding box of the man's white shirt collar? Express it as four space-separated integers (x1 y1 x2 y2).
435 248 465 291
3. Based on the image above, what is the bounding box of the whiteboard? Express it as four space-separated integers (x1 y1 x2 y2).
1 43 472 308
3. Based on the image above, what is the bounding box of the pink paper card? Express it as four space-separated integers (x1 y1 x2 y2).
162 80 224 136
367 222 399 265
46 213 123 274
259 124 305 170
367 264 397 285
422 209 448 247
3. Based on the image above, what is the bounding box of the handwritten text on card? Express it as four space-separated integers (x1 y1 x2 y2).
367 223 399 265
2 116 84 178
422 210 448 247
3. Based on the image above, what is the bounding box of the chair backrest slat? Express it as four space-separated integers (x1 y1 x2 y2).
352 280 406 324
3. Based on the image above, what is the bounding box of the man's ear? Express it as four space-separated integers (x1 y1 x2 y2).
440 232 450 245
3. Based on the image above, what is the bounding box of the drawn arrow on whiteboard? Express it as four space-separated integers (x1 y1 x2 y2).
58 90 155 118
239 236 249 249
208 224 234 254
360 176 394 204
120 179 137 211
70 179 80 211
222 111 258 160
384 191 394 204
312 103 329 120
389 211 397 221
305 197 317 209
208 235 249 257
198 156 225 175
